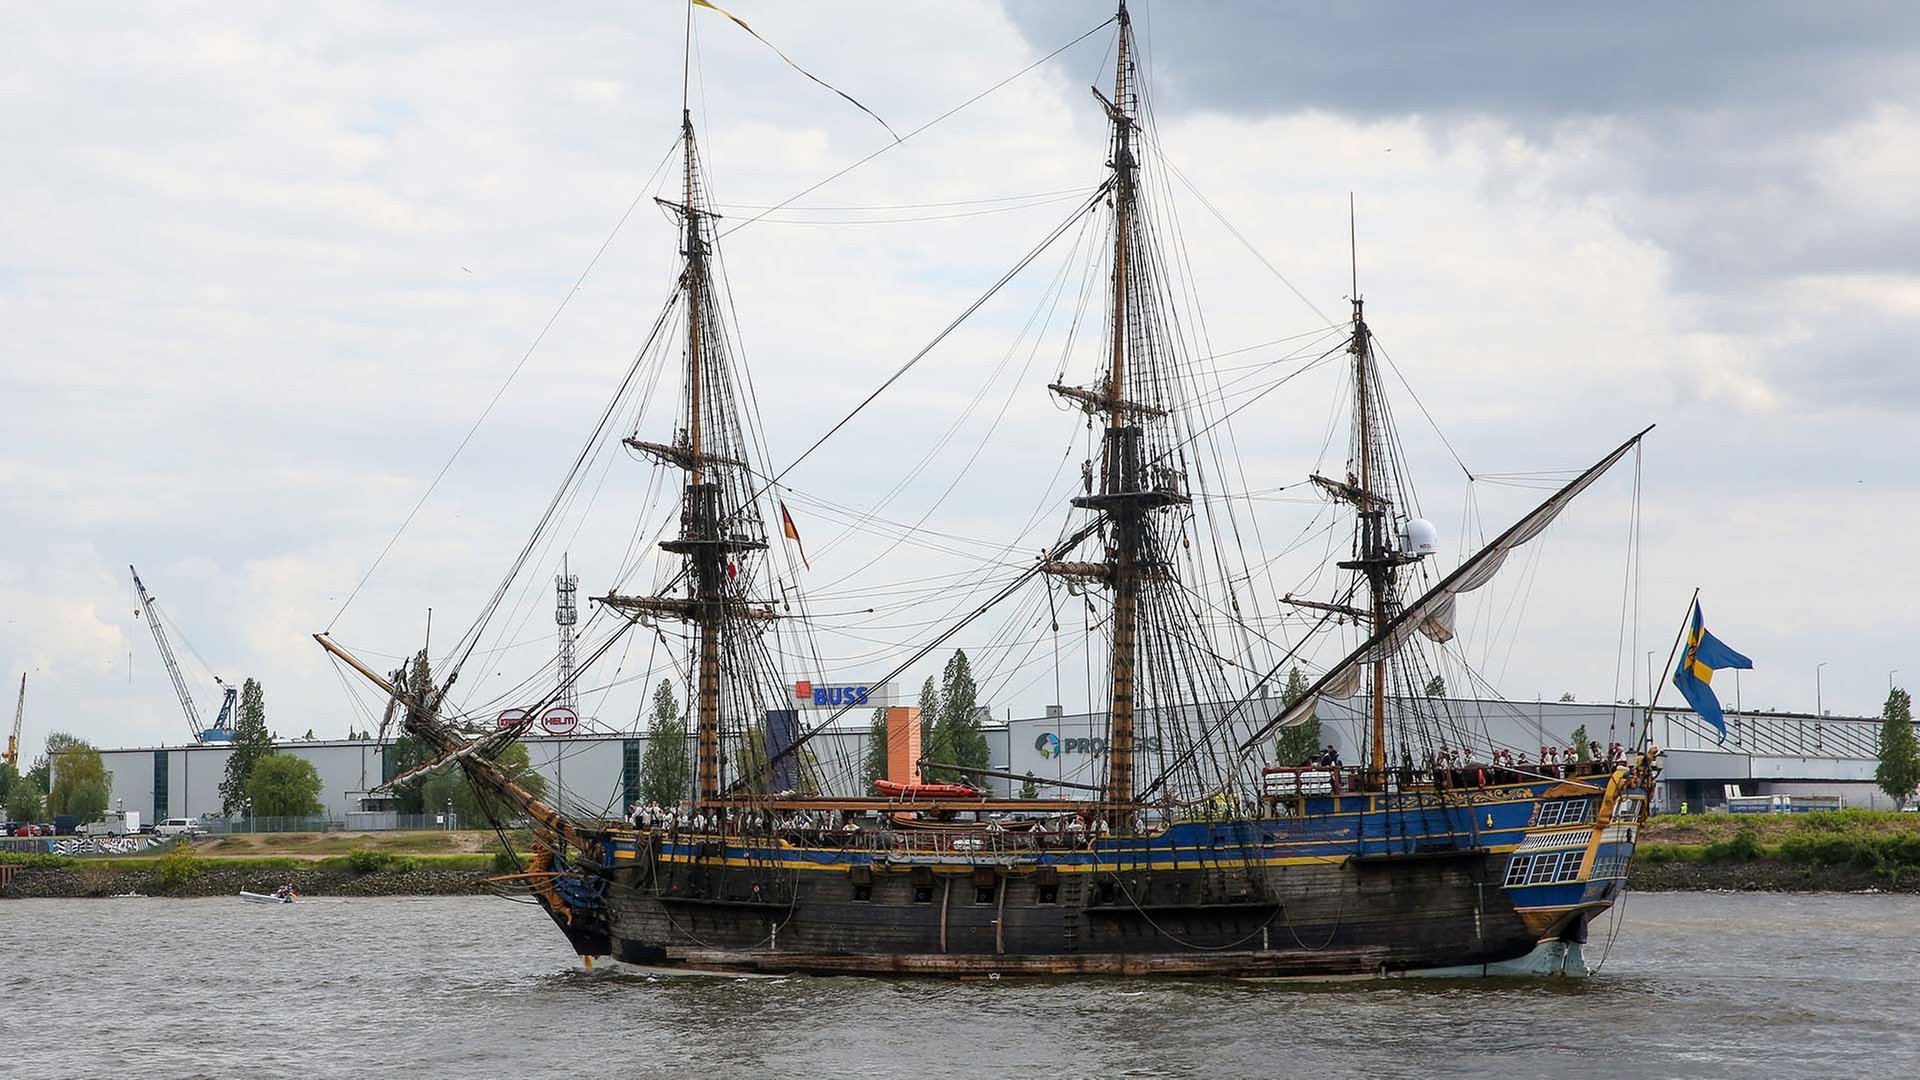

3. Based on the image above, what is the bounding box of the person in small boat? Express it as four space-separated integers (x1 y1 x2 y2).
274 883 294 900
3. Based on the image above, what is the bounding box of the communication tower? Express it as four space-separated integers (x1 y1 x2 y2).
555 554 579 713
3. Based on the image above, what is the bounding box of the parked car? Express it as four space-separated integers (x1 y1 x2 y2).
155 818 207 838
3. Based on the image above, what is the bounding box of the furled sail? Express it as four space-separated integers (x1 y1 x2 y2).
1239 425 1652 749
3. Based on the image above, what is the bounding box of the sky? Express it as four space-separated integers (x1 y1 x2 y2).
3 1 1917 756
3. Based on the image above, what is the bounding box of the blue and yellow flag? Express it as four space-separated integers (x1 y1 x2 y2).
1672 599 1753 738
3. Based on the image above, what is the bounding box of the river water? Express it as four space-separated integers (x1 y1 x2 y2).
3 891 1914 1078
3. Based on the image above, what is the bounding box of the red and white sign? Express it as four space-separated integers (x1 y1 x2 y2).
495 708 531 731
540 705 579 736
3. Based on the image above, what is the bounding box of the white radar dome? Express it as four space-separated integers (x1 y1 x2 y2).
1403 518 1439 557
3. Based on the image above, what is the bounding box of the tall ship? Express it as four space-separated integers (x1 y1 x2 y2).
320 3 1658 978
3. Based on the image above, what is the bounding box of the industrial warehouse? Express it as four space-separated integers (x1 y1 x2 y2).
73 694 1904 827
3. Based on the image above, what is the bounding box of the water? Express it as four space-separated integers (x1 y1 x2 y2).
4 892 1915 1078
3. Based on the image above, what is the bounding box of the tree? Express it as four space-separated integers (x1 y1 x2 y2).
1272 666 1322 766
382 651 443 813
917 676 942 767
638 680 692 806
861 706 889 790
929 651 988 783
1019 771 1039 799
1876 687 1919 810
421 741 548 824
47 735 110 823
24 754 50 797
1424 675 1446 697
1571 724 1591 762
6 781 45 823
248 753 324 817
0 760 16 809
1558 691 1577 703
220 678 273 814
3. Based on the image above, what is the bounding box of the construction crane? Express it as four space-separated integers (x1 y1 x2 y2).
131 565 237 743
4 674 21 770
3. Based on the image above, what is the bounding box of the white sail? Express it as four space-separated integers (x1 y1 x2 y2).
1241 425 1652 747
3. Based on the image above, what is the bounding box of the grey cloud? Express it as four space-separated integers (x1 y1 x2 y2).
1007 2 1919 128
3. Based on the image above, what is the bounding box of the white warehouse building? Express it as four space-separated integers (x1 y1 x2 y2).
69 695 1908 827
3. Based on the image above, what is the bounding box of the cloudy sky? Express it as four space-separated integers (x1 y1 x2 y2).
4 1 1917 755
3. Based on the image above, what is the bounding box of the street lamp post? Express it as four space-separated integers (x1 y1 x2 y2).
1811 661 1827 755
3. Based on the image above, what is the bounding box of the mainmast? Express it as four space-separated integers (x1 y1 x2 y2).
600 112 774 805
1043 3 1187 824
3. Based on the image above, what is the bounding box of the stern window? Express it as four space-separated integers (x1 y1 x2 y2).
1527 852 1565 885
1504 854 1535 886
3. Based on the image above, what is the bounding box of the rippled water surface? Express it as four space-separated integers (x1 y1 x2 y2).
4 891 1915 1078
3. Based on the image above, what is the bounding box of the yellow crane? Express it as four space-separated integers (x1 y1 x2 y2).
4 673 21 770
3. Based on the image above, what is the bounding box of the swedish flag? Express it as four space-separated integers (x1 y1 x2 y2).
1672 599 1753 738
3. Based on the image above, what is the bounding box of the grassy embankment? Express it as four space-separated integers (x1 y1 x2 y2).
0 830 533 897
1634 809 1920 889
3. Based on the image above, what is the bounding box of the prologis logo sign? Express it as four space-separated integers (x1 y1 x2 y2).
1033 731 1164 756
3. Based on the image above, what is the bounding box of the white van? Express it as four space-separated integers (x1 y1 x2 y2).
155 817 206 838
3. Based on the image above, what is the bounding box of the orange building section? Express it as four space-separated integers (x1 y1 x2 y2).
886 706 921 785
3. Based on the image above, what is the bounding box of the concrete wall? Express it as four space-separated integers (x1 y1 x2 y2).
88 726 879 824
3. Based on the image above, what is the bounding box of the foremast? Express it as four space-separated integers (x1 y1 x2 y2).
600 113 775 805
1042 2 1188 824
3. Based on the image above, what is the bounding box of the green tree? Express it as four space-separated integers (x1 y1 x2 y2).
248 753 324 817
1019 771 1039 799
47 735 110 822
421 741 548 824
1272 666 1322 766
1558 691 1577 703
1572 724 1591 762
0 760 16 808
25 754 50 796
7 779 45 823
383 651 442 813
638 679 692 806
219 678 273 814
928 651 988 783
917 676 942 768
1876 687 1919 810
861 706 889 790
1424 675 1446 697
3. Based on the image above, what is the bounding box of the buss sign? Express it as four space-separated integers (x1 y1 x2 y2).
495 708 531 731
793 680 884 708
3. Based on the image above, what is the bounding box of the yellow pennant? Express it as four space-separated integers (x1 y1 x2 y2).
692 0 900 142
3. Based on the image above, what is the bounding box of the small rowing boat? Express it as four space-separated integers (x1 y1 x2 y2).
239 889 299 905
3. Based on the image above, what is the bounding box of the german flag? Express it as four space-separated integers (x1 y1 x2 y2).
779 501 810 571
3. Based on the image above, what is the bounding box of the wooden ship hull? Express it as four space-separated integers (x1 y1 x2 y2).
526 764 1654 979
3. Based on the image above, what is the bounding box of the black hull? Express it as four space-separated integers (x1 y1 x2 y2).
574 847 1568 978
